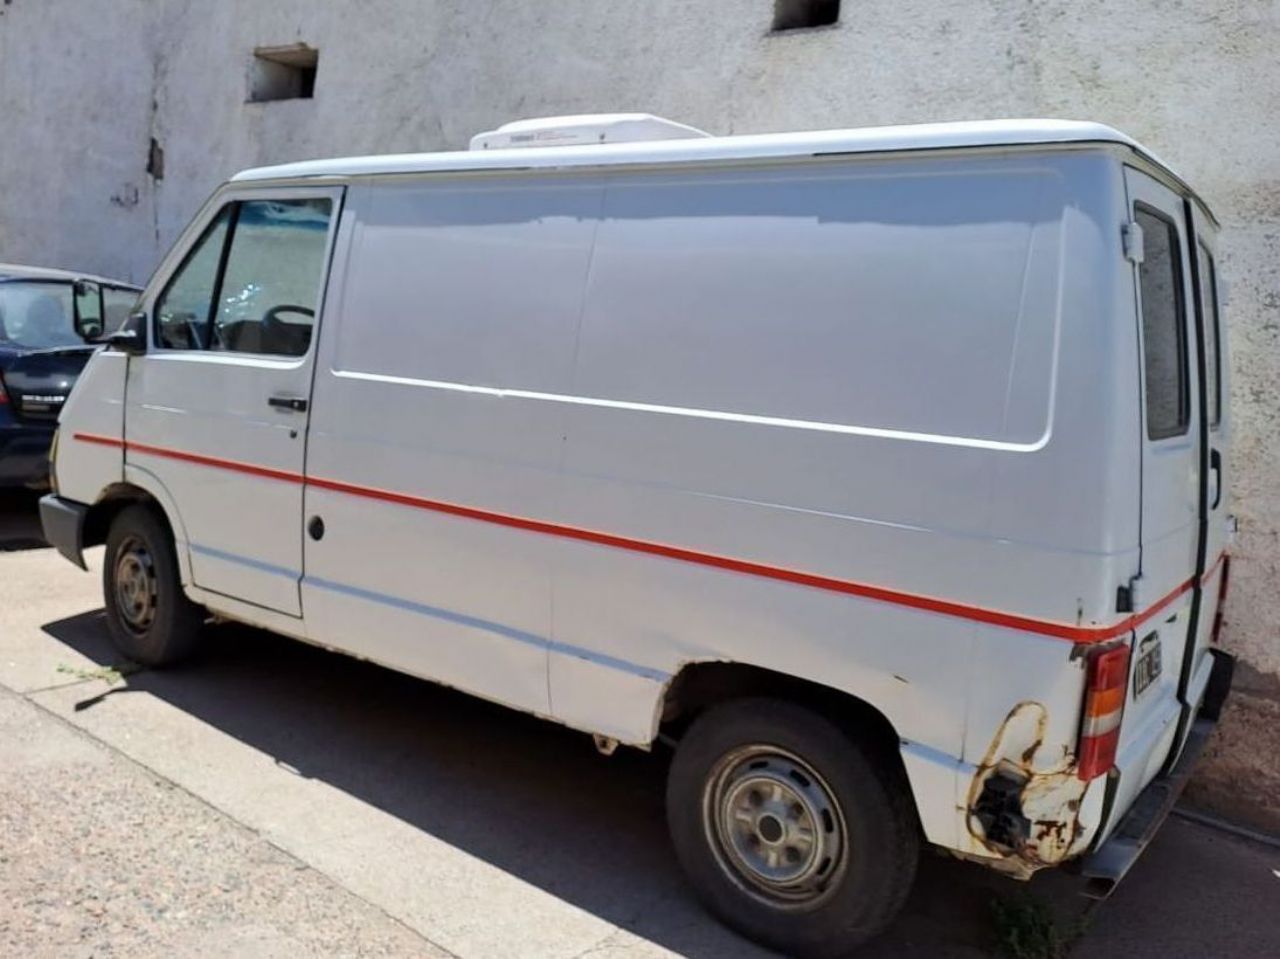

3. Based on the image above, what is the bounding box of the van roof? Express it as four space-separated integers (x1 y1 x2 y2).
231 118 1203 209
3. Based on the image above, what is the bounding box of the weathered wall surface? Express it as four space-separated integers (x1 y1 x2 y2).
0 0 157 282
1 0 1277 828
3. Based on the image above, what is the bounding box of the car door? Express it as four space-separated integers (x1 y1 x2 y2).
1122 168 1201 774
125 186 343 615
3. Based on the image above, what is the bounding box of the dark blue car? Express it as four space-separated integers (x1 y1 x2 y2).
0 263 141 489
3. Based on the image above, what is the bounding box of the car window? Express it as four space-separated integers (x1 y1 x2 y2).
155 207 233 350
0 281 82 349
103 287 141 333
210 198 333 357
1136 206 1189 440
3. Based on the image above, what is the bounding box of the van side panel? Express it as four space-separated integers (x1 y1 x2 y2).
298 153 1135 862
303 178 605 718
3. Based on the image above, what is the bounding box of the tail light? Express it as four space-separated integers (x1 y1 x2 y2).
1077 643 1131 781
1211 555 1231 645
0 371 8 405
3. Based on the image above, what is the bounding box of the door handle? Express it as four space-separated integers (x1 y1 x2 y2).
268 395 309 413
1209 448 1222 509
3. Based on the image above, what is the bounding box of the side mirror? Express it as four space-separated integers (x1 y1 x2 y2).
104 310 147 355
72 279 105 341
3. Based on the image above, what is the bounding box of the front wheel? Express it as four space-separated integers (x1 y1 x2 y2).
666 698 919 958
103 505 205 666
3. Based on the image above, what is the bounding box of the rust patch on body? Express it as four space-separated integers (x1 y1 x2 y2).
966 701 1092 879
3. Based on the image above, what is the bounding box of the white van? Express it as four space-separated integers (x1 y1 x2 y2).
42 116 1235 957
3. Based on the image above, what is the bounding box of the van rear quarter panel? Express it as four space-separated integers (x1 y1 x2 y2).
543 151 1138 854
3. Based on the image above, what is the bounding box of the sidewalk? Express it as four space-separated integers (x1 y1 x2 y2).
0 685 444 958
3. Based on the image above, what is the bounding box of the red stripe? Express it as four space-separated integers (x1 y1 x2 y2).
74 433 126 449
73 431 1205 645
126 439 305 485
1201 550 1227 585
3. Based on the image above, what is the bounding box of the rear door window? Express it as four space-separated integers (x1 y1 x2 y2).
1196 243 1222 429
1136 206 1189 440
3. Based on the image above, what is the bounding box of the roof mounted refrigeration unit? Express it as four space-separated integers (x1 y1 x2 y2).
469 113 711 150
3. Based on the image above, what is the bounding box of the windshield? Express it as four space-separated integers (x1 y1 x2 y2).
0 281 84 350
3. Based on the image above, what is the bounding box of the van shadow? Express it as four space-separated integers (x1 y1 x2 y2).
0 490 48 551
43 611 1040 958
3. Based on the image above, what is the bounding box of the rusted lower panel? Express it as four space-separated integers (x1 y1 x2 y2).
965 701 1091 879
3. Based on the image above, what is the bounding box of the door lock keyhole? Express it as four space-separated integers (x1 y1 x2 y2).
308 516 325 541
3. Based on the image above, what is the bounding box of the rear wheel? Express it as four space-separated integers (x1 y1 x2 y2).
103 505 205 665
667 698 918 957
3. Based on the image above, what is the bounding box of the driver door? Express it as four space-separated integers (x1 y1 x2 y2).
125 186 343 615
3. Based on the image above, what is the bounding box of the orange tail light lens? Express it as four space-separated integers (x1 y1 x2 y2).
1077 643 1131 781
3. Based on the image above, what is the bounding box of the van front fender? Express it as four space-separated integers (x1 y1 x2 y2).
116 463 195 586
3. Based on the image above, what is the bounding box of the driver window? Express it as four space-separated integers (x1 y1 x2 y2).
211 198 332 357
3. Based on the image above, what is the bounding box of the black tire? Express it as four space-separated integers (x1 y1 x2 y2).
667 698 919 958
102 505 205 666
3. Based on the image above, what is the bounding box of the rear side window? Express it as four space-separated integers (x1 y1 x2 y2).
1136 206 1189 440
1197 242 1222 429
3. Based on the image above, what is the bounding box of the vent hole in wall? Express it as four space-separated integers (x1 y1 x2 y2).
248 44 318 102
772 0 841 31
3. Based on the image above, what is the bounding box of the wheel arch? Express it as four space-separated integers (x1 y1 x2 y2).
659 661 906 775
84 470 192 585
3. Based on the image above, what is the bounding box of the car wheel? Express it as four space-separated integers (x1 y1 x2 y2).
667 698 919 958
103 504 205 666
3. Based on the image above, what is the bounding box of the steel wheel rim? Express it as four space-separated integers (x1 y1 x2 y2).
703 744 848 908
113 535 157 635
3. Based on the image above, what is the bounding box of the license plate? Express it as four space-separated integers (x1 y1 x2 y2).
1133 633 1162 697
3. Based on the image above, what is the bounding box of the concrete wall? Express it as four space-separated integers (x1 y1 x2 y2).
2 0 1277 827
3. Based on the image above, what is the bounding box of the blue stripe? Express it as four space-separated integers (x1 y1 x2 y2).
308 575 547 650
309 576 669 683
546 638 670 683
190 543 300 580
190 542 667 683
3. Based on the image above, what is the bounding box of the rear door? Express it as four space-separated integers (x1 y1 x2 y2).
126 186 342 615
1183 205 1231 712
1120 168 1201 796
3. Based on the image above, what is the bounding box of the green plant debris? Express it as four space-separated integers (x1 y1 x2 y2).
990 893 1086 959
55 663 139 686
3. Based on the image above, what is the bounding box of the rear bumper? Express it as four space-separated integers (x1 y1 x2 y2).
1079 648 1235 897
39 493 90 570
0 422 55 487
